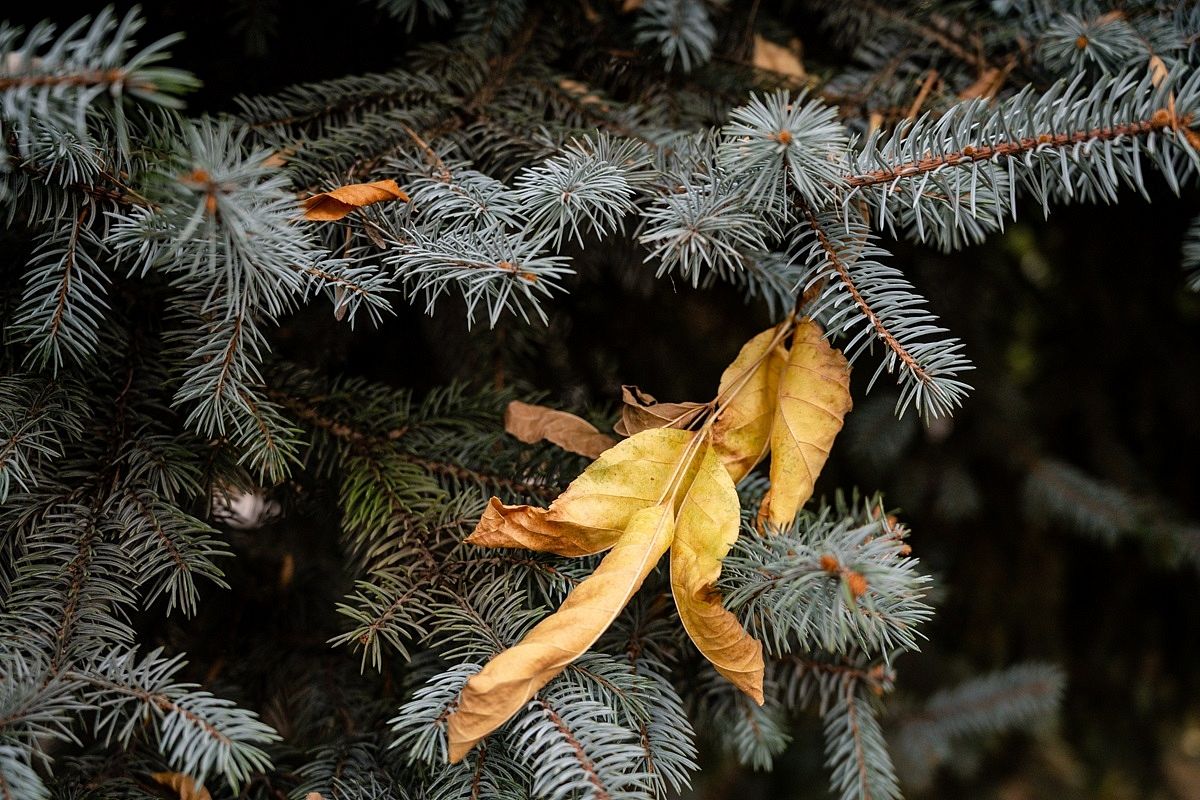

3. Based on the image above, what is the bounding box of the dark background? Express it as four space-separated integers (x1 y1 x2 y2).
10 2 1200 797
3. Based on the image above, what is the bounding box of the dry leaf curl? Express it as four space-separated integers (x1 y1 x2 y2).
671 443 764 701
467 428 693 556
711 324 788 483
504 400 616 458
301 179 409 221
613 385 709 437
150 772 212 800
447 503 675 762
760 320 852 529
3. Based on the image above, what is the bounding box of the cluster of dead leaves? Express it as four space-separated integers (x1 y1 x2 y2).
445 318 853 762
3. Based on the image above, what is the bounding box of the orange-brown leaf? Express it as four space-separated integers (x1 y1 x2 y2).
150 772 212 800
711 324 788 483
760 320 852 530
504 400 616 458
466 428 693 556
447 503 675 762
302 179 410 221
613 385 708 437
752 35 805 81
670 443 764 703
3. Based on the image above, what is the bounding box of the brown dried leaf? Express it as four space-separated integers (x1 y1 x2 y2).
447 503 675 762
760 319 852 529
150 772 212 800
467 428 694 556
302 179 410 221
752 35 805 81
711 324 788 483
504 400 616 459
613 385 708 437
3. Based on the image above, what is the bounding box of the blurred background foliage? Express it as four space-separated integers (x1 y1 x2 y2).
7 1 1200 797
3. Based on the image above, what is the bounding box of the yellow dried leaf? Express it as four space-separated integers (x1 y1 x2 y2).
150 772 212 800
760 319 852 529
671 443 764 703
302 179 410 221
504 400 617 459
711 324 788 483
752 35 805 80
467 428 693 556
613 385 708 437
447 503 675 762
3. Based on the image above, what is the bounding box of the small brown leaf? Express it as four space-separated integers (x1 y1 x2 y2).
504 400 616 459
613 385 708 437
302 179 410 221
752 35 805 81
150 772 212 800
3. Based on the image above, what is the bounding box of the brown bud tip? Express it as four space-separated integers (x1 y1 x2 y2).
819 554 840 573
1152 108 1172 127
776 129 793 146
1075 35 1088 49
846 571 869 598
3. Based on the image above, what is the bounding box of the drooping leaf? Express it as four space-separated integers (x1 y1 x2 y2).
150 772 212 800
760 320 852 529
301 179 410 221
503 400 616 458
447 503 676 762
467 427 693 556
711 324 788 483
613 385 708 437
670 443 764 703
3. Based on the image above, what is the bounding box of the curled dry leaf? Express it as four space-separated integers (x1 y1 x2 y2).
150 772 212 800
613 385 708 437
711 324 788 483
301 179 410 221
752 35 806 81
467 428 693 556
448 503 675 762
671 442 764 701
504 400 616 459
760 320 852 530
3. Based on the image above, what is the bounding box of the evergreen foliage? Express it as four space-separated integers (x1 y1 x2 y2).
2 1 1198 798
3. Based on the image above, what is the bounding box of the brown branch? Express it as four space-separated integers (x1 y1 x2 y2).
0 69 146 91
68 671 236 746
843 682 873 799
48 520 99 675
845 110 1185 189
534 697 611 799
125 490 188 575
800 206 933 387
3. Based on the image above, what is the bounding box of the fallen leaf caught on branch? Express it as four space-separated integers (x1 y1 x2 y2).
761 320 853 529
447 317 852 761
301 179 409 221
150 772 212 800
448 503 675 761
504 400 616 458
